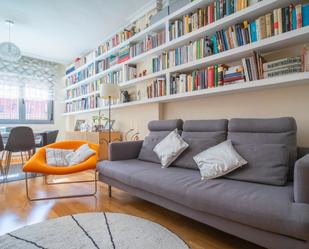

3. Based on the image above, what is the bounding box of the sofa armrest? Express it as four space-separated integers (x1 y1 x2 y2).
294 153 309 203
108 140 143 161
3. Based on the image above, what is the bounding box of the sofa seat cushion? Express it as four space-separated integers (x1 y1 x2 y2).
97 159 309 240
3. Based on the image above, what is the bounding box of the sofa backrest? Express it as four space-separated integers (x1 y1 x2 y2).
227 117 297 182
138 119 183 164
172 119 228 170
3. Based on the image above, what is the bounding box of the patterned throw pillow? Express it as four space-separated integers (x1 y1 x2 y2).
66 144 96 166
46 148 74 166
193 140 247 180
153 129 189 168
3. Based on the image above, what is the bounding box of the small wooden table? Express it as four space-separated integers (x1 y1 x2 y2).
65 131 122 161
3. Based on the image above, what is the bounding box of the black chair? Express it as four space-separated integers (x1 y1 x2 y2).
35 130 58 147
0 134 4 176
3 127 36 178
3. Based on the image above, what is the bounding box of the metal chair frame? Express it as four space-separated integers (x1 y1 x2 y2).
25 169 97 201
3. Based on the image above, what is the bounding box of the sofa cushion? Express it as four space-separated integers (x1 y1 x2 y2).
226 144 290 185
172 138 218 169
97 159 309 241
227 117 297 183
172 119 228 169
138 119 183 164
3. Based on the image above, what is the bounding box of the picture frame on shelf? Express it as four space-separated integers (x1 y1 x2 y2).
74 120 85 131
104 120 115 130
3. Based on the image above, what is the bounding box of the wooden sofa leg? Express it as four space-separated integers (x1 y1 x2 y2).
108 185 112 197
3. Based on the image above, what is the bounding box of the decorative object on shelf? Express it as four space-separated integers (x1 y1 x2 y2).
124 129 140 141
74 120 85 131
92 111 108 132
100 83 120 142
121 90 130 102
0 20 21 62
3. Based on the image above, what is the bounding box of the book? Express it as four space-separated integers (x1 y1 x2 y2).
303 3 309 27
263 56 302 71
263 66 303 78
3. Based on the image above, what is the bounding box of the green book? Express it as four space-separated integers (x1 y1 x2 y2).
197 40 201 59
192 71 196 91
214 64 218 87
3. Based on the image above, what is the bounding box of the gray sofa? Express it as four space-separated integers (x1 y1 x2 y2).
97 117 309 249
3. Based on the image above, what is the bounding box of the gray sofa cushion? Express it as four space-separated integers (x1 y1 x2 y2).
226 144 289 185
181 119 228 140
138 119 183 164
97 159 309 241
172 138 219 169
228 117 297 183
172 119 228 169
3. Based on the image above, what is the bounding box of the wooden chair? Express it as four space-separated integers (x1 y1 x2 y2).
23 140 99 201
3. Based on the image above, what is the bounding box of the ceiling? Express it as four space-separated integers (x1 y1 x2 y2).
0 0 151 65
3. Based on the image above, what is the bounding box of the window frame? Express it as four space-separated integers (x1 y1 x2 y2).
0 98 54 125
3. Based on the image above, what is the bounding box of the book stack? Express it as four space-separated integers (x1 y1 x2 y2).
152 51 168 73
224 65 246 84
65 63 95 87
118 46 130 63
130 29 165 58
169 0 253 40
125 64 137 80
169 64 244 95
147 78 167 98
263 56 303 79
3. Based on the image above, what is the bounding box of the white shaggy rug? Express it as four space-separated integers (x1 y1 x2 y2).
0 212 190 249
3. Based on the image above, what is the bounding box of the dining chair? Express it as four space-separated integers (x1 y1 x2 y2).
0 134 4 176
36 130 59 147
3 127 36 178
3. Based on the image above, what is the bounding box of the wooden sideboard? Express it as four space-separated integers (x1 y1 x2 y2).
65 131 122 161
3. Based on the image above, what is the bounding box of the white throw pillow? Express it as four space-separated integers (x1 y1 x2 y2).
66 144 96 166
193 140 247 180
153 129 189 168
46 148 74 166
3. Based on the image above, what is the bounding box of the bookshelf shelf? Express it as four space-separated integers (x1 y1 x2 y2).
63 71 309 116
63 0 290 83
63 0 309 115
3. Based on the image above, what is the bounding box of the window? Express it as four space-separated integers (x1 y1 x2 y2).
0 56 58 124
0 84 53 124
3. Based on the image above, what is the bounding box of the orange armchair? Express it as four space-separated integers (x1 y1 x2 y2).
23 140 99 201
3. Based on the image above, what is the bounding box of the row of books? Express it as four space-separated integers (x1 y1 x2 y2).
65 81 99 100
96 55 118 74
242 52 307 81
125 64 137 80
152 2 309 73
95 9 154 57
65 63 95 87
169 64 245 95
100 71 123 84
65 94 100 113
130 30 166 58
147 78 167 99
169 0 253 40
65 51 96 75
152 36 213 72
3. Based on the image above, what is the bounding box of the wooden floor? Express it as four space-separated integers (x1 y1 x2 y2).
0 171 263 249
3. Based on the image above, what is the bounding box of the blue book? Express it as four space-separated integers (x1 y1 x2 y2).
292 8 296 30
226 0 231 16
222 30 229 50
250 21 257 42
212 34 218 54
303 3 309 27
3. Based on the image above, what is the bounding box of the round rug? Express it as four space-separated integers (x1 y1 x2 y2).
0 212 189 249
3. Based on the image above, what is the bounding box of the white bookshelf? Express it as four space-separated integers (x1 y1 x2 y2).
63 0 309 115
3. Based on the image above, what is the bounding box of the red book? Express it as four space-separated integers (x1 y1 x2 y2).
289 4 293 31
207 66 215 88
208 4 214 24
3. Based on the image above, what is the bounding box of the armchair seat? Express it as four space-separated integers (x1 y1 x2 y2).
23 140 99 201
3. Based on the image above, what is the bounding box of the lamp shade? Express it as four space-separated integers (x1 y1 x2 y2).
100 83 119 99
